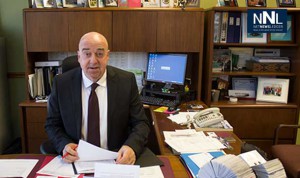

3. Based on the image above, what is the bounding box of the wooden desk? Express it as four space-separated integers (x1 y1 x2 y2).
0 154 188 178
150 101 242 155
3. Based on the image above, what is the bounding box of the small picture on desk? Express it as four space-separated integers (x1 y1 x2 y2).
105 0 118 6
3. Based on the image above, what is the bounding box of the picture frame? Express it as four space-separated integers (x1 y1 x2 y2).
88 0 98 7
186 0 200 7
43 0 56 7
256 77 290 104
219 0 238 6
105 0 118 6
62 0 78 7
247 0 266 7
277 0 296 7
268 15 294 44
241 13 267 43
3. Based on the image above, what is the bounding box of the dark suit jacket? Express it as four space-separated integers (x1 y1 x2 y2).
45 66 150 157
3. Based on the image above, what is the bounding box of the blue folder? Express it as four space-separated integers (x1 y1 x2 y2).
180 151 225 178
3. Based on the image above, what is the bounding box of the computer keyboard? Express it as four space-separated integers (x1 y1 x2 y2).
140 95 177 106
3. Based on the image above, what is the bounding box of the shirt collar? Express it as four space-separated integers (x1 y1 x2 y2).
82 70 107 89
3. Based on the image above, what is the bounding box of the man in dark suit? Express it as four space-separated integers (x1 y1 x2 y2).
45 32 150 164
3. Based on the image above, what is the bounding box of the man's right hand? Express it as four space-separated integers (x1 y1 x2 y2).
62 143 79 163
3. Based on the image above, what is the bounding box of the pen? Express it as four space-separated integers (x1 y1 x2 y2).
62 145 78 159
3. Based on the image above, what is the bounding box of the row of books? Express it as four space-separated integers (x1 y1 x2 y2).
181 150 287 178
214 12 268 44
32 0 188 8
28 61 62 100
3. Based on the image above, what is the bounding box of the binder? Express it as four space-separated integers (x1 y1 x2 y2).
226 12 236 43
233 12 241 43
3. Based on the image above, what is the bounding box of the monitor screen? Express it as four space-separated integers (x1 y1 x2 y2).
146 53 188 86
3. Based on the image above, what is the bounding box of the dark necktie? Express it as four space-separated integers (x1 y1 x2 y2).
87 83 100 147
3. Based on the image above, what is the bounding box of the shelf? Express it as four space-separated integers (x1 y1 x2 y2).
214 43 298 47
211 100 298 108
212 71 296 76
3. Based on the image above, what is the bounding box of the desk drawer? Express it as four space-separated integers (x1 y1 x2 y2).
26 107 47 122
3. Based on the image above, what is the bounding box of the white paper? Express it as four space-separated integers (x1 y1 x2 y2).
74 159 115 173
37 156 78 177
140 165 164 178
0 159 38 178
240 150 267 167
189 152 214 168
77 140 118 161
94 163 140 178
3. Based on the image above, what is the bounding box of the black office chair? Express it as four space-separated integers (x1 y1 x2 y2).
40 55 80 155
62 55 80 73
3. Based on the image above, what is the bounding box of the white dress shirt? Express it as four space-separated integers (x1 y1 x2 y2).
81 70 108 149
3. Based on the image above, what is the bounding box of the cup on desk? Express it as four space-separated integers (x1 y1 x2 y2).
211 89 220 102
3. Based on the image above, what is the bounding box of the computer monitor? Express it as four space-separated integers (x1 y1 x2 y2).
146 53 188 89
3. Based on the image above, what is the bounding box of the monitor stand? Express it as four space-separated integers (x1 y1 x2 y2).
162 83 173 93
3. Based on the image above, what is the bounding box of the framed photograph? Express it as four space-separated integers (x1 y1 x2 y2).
43 0 55 7
268 15 294 44
88 0 98 7
256 78 290 104
277 0 296 7
62 0 78 7
241 13 267 43
220 0 238 6
186 0 200 7
247 0 266 7
105 0 118 6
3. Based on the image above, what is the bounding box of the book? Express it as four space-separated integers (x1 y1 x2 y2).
180 151 225 178
35 60 62 67
220 12 228 43
226 12 236 43
213 12 222 43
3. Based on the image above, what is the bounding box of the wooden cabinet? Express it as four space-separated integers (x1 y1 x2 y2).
68 11 113 51
24 11 69 52
203 7 300 157
112 11 157 51
19 101 47 153
157 11 203 52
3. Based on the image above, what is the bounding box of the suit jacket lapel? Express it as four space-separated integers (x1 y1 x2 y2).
71 68 83 140
107 66 118 148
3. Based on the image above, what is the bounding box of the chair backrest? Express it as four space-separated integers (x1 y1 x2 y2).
62 55 80 73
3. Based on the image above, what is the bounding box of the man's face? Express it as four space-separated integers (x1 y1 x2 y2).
77 35 109 82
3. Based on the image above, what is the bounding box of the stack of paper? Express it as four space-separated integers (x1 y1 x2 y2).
197 154 256 178
252 158 287 178
163 129 226 153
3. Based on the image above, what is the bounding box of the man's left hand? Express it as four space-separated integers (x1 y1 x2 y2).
116 145 136 165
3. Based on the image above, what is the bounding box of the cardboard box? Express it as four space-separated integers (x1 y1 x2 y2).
246 61 290 72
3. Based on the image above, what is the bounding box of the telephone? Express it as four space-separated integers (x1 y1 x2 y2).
193 107 224 127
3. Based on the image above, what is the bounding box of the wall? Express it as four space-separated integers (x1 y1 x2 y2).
0 0 28 149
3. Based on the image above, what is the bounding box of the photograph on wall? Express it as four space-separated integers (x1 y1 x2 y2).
256 78 289 104
247 0 266 7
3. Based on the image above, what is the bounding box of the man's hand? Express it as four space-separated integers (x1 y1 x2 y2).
62 143 79 163
116 145 136 165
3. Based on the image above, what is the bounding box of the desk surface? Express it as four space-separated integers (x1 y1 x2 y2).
0 154 189 178
150 101 242 155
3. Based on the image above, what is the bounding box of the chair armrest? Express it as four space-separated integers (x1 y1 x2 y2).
273 124 300 145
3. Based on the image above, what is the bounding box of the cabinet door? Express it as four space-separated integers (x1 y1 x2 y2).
68 11 113 51
157 11 203 52
25 12 69 52
220 108 298 139
113 11 157 51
